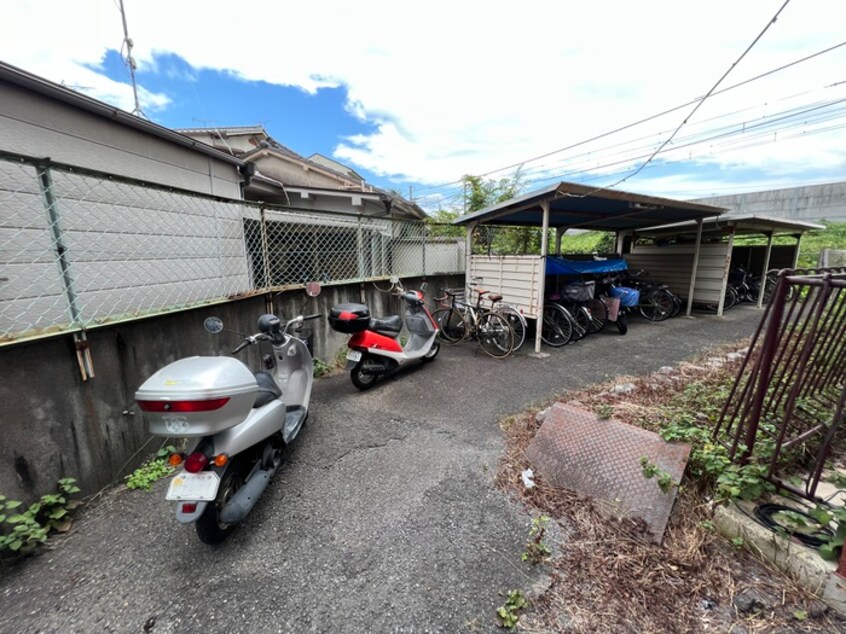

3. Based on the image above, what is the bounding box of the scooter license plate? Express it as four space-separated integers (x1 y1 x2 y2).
346 350 362 363
166 471 220 501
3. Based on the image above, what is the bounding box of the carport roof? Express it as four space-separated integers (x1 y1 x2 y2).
452 182 725 231
637 214 825 237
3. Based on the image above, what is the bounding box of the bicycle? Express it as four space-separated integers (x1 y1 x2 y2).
432 288 515 358
467 279 528 351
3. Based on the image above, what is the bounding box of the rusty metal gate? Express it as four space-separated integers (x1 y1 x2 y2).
715 267 846 502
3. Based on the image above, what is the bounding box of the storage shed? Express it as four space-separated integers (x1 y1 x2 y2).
453 182 726 353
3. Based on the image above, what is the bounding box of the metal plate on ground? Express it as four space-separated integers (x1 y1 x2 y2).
526 403 690 542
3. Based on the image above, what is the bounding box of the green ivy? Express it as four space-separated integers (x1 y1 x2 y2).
0 478 81 556
125 445 177 491
522 516 551 564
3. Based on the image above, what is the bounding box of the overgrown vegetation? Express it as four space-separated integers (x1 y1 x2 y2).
125 445 177 491
0 478 81 557
497 344 846 632
733 220 846 269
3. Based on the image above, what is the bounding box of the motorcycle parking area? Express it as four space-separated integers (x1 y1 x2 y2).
0 307 764 633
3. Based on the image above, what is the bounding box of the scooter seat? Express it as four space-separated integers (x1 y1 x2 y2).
369 315 402 334
253 371 282 408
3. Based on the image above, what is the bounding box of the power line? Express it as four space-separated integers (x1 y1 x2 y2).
579 0 793 195
414 19 838 197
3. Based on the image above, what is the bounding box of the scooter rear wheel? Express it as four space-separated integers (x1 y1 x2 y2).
351 359 379 390
196 465 244 544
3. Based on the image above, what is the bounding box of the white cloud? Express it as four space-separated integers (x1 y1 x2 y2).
3 0 846 196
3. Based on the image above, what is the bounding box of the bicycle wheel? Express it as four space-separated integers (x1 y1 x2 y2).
495 305 527 351
477 312 514 358
723 285 739 310
586 299 607 333
639 288 674 321
541 303 572 347
431 307 468 344
566 305 590 341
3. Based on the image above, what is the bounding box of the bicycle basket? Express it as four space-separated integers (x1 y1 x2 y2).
610 286 639 308
560 281 595 302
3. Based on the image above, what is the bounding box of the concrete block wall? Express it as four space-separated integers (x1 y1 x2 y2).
0 274 464 503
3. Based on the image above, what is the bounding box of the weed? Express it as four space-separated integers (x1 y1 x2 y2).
496 590 528 629
522 515 551 564
313 357 332 378
0 478 81 556
126 445 177 491
596 403 614 420
731 537 745 549
639 457 676 494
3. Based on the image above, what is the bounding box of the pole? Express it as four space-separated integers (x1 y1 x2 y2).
535 201 550 354
757 231 774 308
686 219 703 316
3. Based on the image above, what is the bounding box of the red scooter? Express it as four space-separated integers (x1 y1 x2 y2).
329 282 440 390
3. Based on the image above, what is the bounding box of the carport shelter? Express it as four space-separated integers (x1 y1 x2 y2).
630 214 824 311
452 182 726 353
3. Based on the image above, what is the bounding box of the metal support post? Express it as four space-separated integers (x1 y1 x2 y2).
685 219 703 316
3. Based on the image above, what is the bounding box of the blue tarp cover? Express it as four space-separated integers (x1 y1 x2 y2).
545 257 629 276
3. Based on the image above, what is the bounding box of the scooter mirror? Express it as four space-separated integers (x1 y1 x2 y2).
305 281 322 297
204 317 224 334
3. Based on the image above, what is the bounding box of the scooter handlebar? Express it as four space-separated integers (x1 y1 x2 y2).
303 313 323 321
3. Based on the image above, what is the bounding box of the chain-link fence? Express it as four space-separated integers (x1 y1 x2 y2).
0 152 465 344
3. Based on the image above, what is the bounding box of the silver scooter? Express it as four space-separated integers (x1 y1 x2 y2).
135 284 322 543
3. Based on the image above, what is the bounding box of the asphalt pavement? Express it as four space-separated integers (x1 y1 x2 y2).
0 306 763 633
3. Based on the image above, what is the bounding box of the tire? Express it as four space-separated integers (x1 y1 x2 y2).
567 305 590 341
586 299 607 333
541 303 572 347
421 338 440 362
477 312 514 358
196 465 245 545
616 314 628 335
495 305 527 351
639 289 674 321
723 285 739 310
351 358 379 390
669 293 683 318
432 308 467 344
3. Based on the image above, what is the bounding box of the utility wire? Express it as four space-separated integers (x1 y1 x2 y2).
568 0 795 200
414 13 833 197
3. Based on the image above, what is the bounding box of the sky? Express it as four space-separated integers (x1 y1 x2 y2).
3 0 846 212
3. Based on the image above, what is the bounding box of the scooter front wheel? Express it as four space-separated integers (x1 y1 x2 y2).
351 359 379 390
421 339 440 363
196 464 244 544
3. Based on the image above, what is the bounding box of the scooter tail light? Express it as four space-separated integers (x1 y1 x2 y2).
212 453 229 467
168 453 184 467
181 503 197 514
184 452 209 473
137 398 230 413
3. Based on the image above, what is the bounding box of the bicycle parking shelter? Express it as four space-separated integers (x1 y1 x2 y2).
629 214 824 311
452 182 726 354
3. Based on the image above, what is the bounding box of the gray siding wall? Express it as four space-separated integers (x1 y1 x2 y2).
693 182 846 223
624 242 731 304
0 82 242 198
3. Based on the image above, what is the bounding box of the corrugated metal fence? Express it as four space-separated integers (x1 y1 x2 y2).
0 152 464 345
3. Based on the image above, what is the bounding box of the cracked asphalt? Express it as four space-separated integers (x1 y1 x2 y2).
0 307 763 633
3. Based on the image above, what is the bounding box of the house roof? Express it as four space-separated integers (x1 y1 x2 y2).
636 214 825 237
308 153 364 182
453 181 725 231
0 61 244 167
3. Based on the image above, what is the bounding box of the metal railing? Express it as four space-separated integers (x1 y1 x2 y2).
0 152 464 345
715 267 846 502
